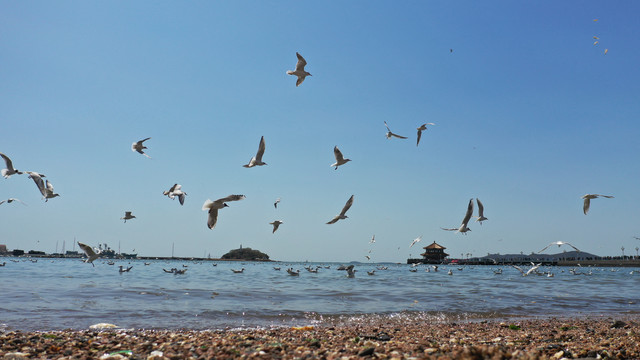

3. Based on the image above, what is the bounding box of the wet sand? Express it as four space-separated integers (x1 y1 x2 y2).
1 317 638 359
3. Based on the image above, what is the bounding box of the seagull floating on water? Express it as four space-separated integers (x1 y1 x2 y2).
118 265 133 273
78 242 100 267
538 241 580 253
131 137 152 158
243 136 267 168
163 184 187 205
441 198 474 234
475 198 488 224
326 195 354 224
416 123 435 146
121 211 136 223
270 220 283 233
202 195 246 229
0 153 23 178
286 52 311 87
231 268 245 273
331 146 351 170
384 121 408 139
581 194 614 215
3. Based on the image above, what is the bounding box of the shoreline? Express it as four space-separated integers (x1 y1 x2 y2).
1 317 638 359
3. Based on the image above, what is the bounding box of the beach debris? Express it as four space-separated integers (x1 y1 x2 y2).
89 323 118 329
147 351 169 360
291 325 314 331
3 353 29 360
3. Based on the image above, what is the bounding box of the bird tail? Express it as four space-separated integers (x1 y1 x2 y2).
202 199 214 210
1 169 8 178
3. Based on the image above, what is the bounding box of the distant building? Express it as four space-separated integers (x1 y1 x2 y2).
0 245 7 254
420 241 449 263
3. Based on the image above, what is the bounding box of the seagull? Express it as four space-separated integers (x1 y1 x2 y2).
331 146 351 170
582 194 614 215
121 211 136 223
365 255 371 261
511 263 541 277
441 198 474 234
0 153 23 178
118 265 133 273
287 268 300 276
367 270 376 276
0 198 27 206
416 123 435 146
202 195 246 229
42 180 60 202
384 121 407 139
270 220 283 233
131 137 151 158
538 241 581 253
274 197 281 209
475 198 488 224
28 172 59 202
448 269 453 275
243 136 267 168
369 235 375 244
326 195 354 224
286 52 311 87
78 242 100 266
409 235 422 248
231 268 245 273
346 265 356 278
163 184 187 205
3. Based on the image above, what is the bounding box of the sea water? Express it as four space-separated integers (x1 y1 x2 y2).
0 257 638 331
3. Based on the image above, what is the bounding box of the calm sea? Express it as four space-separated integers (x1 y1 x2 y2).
1 257 638 331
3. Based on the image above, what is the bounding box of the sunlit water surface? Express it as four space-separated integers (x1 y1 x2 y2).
1 258 638 331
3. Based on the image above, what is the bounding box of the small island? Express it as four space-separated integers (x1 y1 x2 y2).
221 245 270 261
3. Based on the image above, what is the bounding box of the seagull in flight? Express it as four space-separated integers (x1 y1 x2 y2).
326 195 354 224
416 123 435 146
163 184 187 205
475 198 488 224
0 153 23 178
270 220 283 233
28 172 59 202
369 235 375 244
274 197 281 209
331 146 351 170
0 198 27 206
538 241 580 253
409 235 422 247
286 52 311 87
202 195 246 229
131 137 152 158
582 194 614 215
243 136 267 168
121 211 136 223
441 198 474 234
511 263 541 277
78 242 100 266
384 121 408 139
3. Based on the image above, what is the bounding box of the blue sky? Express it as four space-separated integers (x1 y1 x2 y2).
2 1 639 262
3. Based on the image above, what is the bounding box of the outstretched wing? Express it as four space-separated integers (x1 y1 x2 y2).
207 208 219 229
255 136 266 161
0 153 15 170
295 52 307 71
78 242 97 258
583 198 591 215
217 194 246 203
339 195 354 216
461 198 474 226
334 146 345 162
476 198 485 217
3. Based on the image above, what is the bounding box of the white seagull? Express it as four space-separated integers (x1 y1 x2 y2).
243 136 267 168
409 235 423 247
384 121 408 139
538 241 581 253
331 146 351 170
0 153 23 178
0 198 27 206
286 52 311 87
346 265 356 278
416 123 435 146
42 180 60 201
475 198 488 224
270 220 283 233
369 235 376 244
441 198 474 234
581 194 614 215
511 263 541 277
121 211 136 223
28 172 59 202
274 197 281 209
131 137 152 158
78 242 100 267
163 184 187 205
326 195 354 224
202 195 246 229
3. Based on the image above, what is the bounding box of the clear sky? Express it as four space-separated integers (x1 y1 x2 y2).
2 1 639 262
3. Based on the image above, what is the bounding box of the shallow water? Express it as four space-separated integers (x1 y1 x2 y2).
1 257 638 331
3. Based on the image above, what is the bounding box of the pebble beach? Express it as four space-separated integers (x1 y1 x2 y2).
2 317 639 360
